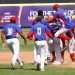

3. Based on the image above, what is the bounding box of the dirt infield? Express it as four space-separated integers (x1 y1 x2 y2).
0 51 33 64
0 51 75 67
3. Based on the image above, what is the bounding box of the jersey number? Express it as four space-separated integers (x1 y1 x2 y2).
37 27 41 35
7 28 13 35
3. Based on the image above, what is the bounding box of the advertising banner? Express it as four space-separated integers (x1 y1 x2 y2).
21 6 53 27
0 6 19 26
0 4 75 27
21 5 75 27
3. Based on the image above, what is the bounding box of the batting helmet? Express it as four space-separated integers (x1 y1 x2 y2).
52 3 60 10
10 16 16 23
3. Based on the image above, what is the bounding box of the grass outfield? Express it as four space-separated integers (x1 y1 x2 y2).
0 64 75 75
0 28 34 52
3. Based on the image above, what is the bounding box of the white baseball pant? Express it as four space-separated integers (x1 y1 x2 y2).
6 38 23 66
53 37 62 62
33 40 50 64
34 40 49 70
54 28 69 37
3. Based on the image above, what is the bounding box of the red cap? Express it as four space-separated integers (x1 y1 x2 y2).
52 3 60 10
10 16 16 22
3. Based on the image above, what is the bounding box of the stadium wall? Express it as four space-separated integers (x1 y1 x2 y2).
0 3 75 28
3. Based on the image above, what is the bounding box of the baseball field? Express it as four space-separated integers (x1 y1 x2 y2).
0 28 75 75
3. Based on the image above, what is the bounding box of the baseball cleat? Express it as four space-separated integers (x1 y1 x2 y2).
52 61 61 65
40 68 45 71
20 61 24 69
36 63 40 71
44 59 48 65
10 63 15 69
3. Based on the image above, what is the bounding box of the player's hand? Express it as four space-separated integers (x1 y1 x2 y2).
2 42 7 48
24 38 27 45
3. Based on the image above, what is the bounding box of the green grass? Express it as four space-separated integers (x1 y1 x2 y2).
0 64 75 75
0 28 34 52
0 37 34 52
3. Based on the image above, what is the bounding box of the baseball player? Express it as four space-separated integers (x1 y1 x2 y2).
28 10 51 65
51 3 75 62
1 16 27 68
51 4 73 37
47 15 66 64
44 4 64 64
27 16 52 71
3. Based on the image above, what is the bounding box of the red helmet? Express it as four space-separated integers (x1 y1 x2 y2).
52 3 60 10
10 16 16 23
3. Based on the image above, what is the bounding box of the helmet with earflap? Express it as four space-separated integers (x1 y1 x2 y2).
10 16 16 23
52 3 60 10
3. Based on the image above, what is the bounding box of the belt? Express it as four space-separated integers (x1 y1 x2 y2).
35 38 45 41
6 36 16 39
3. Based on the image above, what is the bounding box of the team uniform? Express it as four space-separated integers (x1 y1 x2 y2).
30 18 51 65
55 17 75 62
2 23 24 67
51 4 75 62
54 16 74 37
47 17 65 64
27 21 52 71
51 6 74 37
